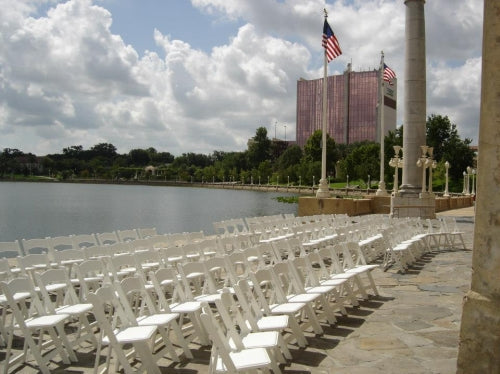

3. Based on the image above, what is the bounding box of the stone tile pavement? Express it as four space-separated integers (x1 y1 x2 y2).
1 207 475 373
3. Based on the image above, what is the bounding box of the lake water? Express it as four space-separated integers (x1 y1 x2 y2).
0 182 297 242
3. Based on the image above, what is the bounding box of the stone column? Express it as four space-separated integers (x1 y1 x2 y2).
400 0 426 193
457 1 500 372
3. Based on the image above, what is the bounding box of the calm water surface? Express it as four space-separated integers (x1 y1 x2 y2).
0 182 297 241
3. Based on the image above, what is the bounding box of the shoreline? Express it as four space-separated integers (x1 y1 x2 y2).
0 177 373 197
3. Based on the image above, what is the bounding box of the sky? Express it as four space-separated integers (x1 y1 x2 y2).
0 0 483 156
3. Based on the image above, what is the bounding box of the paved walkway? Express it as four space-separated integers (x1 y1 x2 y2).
2 207 475 373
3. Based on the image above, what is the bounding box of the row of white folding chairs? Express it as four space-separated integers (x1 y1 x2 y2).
0 228 158 261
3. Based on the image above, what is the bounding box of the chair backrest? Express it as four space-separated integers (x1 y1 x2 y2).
0 258 14 281
137 228 158 239
148 268 179 311
34 268 80 313
84 245 111 260
21 238 52 256
96 231 120 246
0 240 23 259
129 237 154 253
117 229 139 243
72 234 98 249
17 253 51 275
49 235 75 252
74 259 111 301
177 261 208 300
1 277 46 320
115 276 159 321
105 242 132 257
105 254 137 281
53 248 86 266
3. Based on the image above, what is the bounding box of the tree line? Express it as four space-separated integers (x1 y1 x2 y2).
0 114 475 193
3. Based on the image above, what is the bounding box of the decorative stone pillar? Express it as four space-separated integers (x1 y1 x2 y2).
400 0 427 193
457 1 500 372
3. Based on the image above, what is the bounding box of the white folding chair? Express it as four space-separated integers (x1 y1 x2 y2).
233 279 298 347
440 217 466 250
215 291 290 363
88 286 161 374
1 278 77 374
200 306 280 374
272 261 337 326
149 267 210 346
250 268 323 339
34 268 97 349
114 276 193 361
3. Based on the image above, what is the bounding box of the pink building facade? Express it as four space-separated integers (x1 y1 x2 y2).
296 66 397 147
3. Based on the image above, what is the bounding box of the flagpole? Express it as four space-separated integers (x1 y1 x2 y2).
316 8 330 198
376 50 388 196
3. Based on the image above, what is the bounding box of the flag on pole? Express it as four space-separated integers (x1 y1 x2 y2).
322 20 342 62
383 63 396 84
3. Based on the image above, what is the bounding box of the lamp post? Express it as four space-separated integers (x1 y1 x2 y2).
462 171 467 194
313 176 315 189
416 145 428 194
426 147 436 194
389 145 402 195
287 175 289 187
444 161 450 197
346 174 349 188
299 176 302 187
471 169 476 196
367 174 371 191
258 175 261 185
466 166 472 195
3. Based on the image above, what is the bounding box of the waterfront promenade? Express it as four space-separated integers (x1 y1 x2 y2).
2 207 474 373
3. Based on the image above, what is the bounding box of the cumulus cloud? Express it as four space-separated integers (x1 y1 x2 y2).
0 0 483 156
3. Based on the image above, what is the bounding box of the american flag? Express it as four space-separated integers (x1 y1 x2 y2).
383 63 396 84
322 20 342 62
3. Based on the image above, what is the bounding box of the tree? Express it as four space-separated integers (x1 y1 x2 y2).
90 143 117 160
129 149 151 166
344 142 380 181
426 114 475 182
247 127 271 168
303 130 337 174
278 145 303 170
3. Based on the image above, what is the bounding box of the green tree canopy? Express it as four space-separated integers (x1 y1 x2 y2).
247 127 271 168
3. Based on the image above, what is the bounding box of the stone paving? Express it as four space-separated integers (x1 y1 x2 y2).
1 207 475 374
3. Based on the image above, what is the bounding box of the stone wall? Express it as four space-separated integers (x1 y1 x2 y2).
298 195 473 217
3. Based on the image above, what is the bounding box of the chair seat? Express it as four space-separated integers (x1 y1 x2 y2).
104 325 157 344
170 301 202 313
286 293 319 303
137 313 179 326
24 313 69 329
304 285 336 294
46 282 67 292
56 303 93 315
230 331 280 350
270 302 305 314
194 293 222 303
216 347 271 372
319 278 347 287
255 315 289 331
0 291 30 304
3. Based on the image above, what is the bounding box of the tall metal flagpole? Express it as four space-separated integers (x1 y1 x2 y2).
316 8 330 198
376 51 388 196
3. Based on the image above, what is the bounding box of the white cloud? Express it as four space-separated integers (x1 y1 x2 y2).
0 0 483 156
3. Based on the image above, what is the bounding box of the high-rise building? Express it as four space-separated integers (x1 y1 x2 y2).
296 64 397 147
